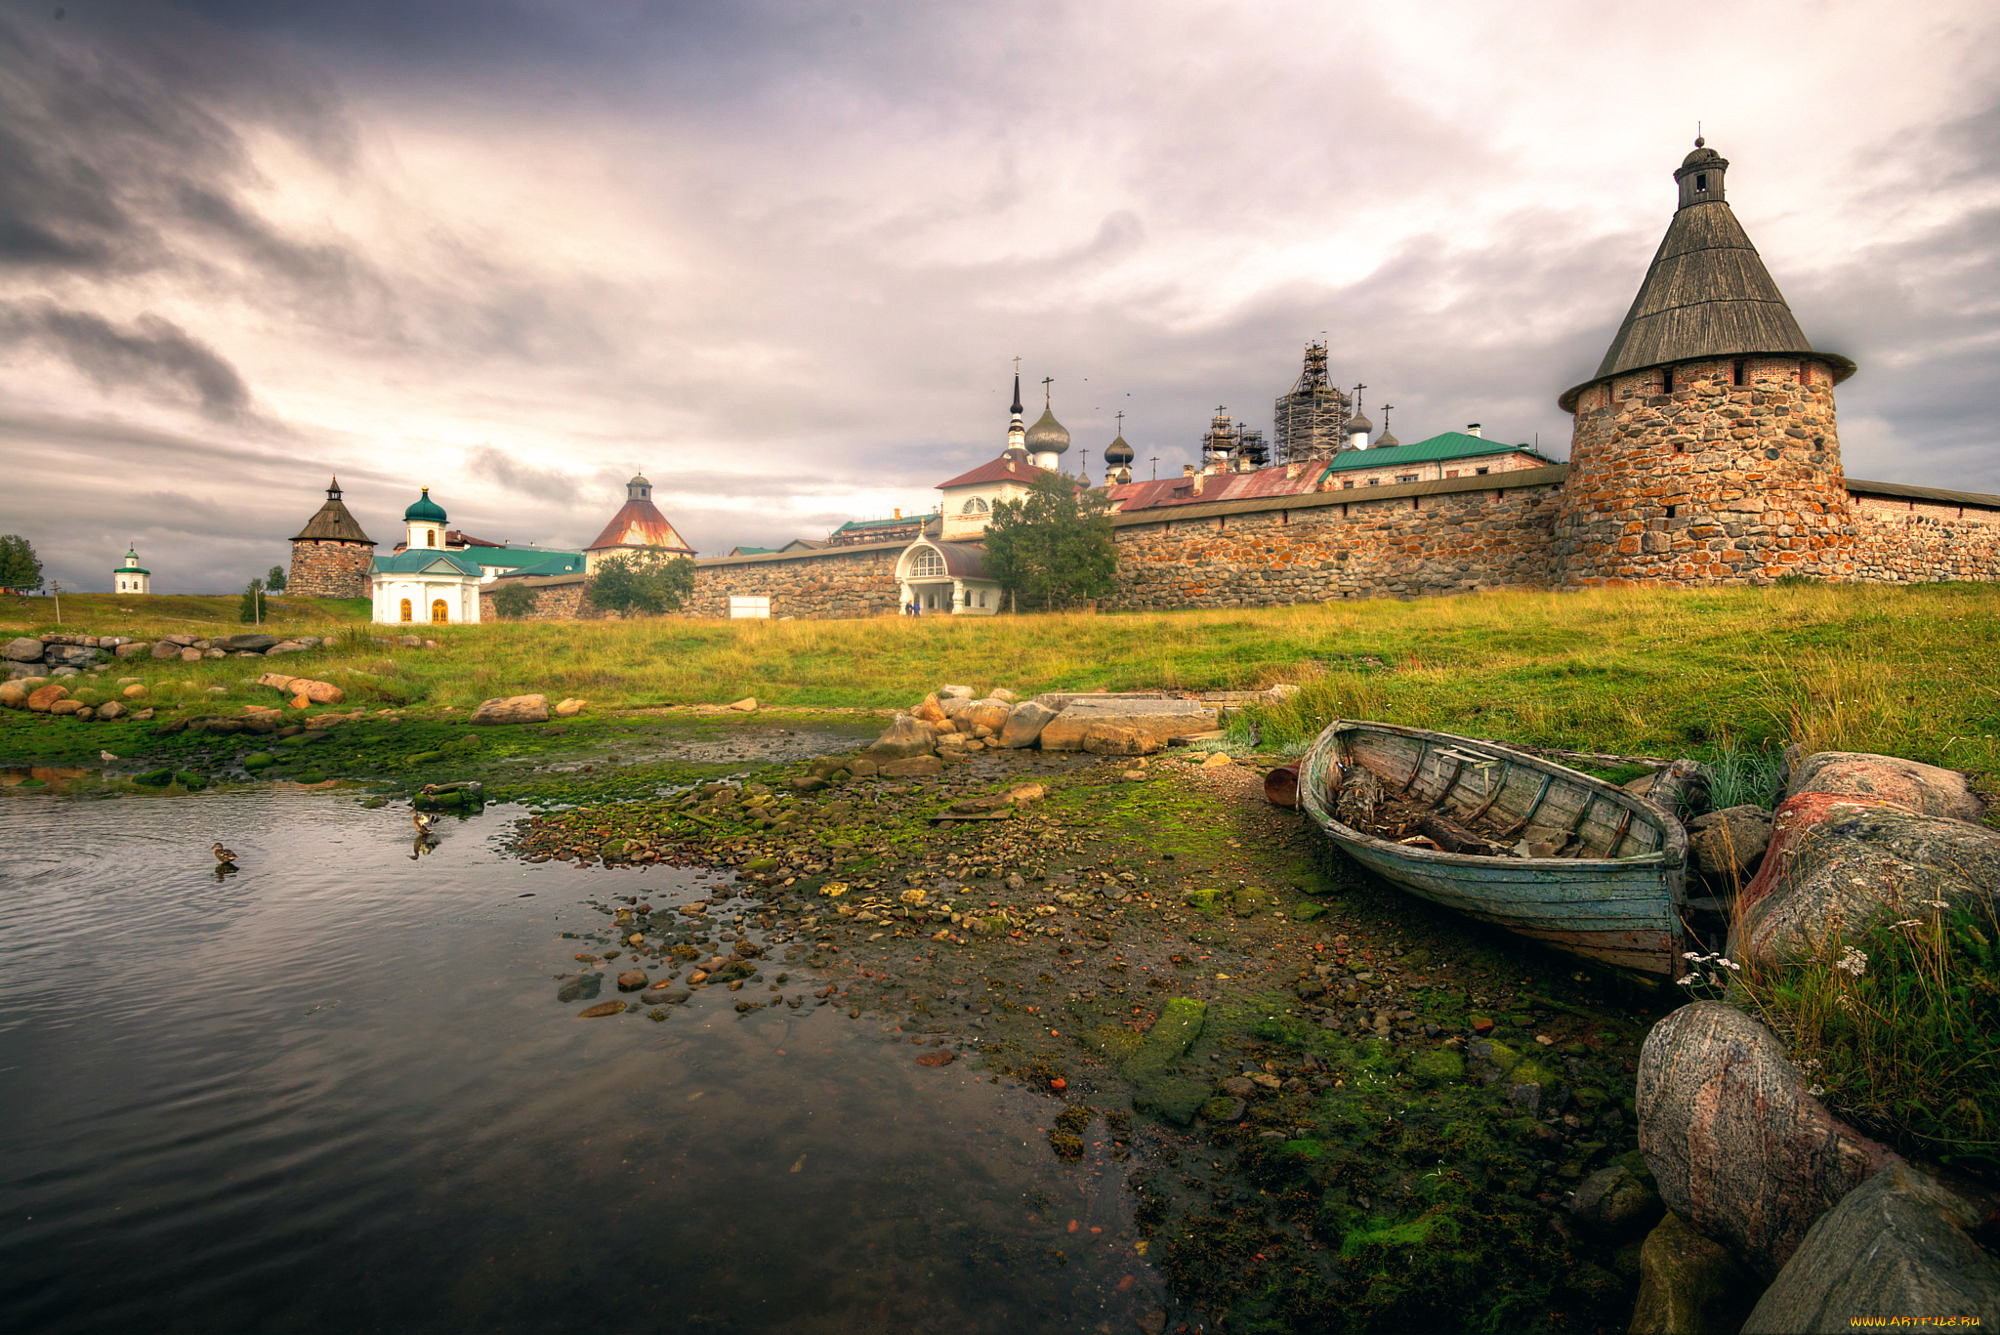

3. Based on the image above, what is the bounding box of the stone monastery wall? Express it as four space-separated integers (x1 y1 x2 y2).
1850 502 2000 584
651 462 2000 622
686 543 901 619
1102 471 1567 610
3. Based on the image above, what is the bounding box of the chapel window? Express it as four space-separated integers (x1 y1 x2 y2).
961 496 989 515
399 598 413 622
431 599 449 624
909 548 945 579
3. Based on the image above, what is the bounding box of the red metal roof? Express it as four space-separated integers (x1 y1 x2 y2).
1107 464 1326 513
585 497 695 555
936 449 1046 490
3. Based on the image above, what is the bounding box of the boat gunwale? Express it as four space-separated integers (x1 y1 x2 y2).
1300 719 1691 877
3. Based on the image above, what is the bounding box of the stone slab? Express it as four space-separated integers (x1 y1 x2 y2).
1037 698 1219 751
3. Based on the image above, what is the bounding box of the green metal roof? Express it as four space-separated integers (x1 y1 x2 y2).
464 547 583 571
117 566 150 576
831 515 921 533
1319 432 1550 476
496 552 587 578
372 550 484 577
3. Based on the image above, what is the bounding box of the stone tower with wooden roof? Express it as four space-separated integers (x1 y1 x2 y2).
288 477 377 598
1551 139 1858 586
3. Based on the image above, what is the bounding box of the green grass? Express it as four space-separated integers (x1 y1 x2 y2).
1737 895 2000 1182
8 581 2000 793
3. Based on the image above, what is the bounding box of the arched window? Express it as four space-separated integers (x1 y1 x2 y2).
909 548 945 578
961 496 989 515
426 529 437 547
431 599 449 624
399 598 413 622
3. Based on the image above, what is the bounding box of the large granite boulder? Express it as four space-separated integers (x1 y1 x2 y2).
963 698 1012 734
1744 1163 2000 1332
113 641 153 658
2 637 42 663
1628 1211 1759 1335
911 693 947 725
1686 804 1774 881
1730 792 2000 965
0 681 26 708
998 700 1059 749
470 693 549 725
26 683 67 712
878 754 943 779
258 673 346 705
865 714 936 759
1787 751 1985 822
1565 1161 1663 1242
1037 697 1218 751
151 640 185 659
1637 1001 1897 1279
218 633 278 653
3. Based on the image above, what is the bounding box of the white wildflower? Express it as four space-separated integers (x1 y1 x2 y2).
1836 946 1868 977
1683 951 1702 961
1676 974 1697 986
1889 919 1922 931
1807 1084 1826 1097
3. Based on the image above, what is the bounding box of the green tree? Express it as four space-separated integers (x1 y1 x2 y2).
238 577 264 623
588 552 697 616
489 579 536 618
982 470 1117 611
0 535 43 593
265 565 288 593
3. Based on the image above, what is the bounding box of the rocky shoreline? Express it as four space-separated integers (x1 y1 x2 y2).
511 722 1664 1331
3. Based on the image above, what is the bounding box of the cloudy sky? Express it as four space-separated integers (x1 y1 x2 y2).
3 0 1996 592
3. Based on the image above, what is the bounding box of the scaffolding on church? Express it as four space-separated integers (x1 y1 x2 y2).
1272 339 1352 465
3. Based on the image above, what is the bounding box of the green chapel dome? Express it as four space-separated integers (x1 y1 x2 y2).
403 487 448 524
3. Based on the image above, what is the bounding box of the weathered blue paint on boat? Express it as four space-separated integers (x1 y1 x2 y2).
1300 719 1691 978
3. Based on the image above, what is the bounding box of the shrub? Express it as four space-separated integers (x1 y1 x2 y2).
489 581 536 618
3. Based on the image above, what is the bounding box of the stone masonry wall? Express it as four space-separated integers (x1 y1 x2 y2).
1553 356 1856 586
1851 505 2000 583
479 579 599 621
1102 481 1565 610
289 540 374 599
686 545 902 619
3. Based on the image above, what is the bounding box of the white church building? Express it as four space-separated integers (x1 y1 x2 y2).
369 488 484 625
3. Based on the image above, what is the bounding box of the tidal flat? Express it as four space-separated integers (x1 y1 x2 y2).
2 713 1662 1332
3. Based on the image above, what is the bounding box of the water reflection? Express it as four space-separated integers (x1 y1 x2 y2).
0 786 1163 1334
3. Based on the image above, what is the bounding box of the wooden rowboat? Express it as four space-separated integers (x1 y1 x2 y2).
1299 720 1690 978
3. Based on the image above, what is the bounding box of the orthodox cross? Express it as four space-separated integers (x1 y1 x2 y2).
1115 410 1124 434
1041 375 1054 407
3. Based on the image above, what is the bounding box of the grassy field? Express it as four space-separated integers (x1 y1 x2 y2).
7 582 2000 790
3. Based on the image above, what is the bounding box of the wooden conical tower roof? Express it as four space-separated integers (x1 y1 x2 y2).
1560 140 1853 410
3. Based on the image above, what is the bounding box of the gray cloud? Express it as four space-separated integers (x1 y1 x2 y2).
0 302 251 418
3 0 1998 593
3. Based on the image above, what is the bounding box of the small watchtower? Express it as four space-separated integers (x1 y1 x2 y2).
1551 139 1858 586
288 477 377 598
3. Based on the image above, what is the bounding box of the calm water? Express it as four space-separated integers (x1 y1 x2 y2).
0 786 1161 1333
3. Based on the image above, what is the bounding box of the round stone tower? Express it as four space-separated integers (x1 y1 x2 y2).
1550 140 1858 586
288 477 377 598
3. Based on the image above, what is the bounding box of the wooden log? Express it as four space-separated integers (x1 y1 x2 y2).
1419 811 1496 856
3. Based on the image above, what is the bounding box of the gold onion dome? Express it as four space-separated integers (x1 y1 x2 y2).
1347 410 1373 434
1104 431 1134 466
